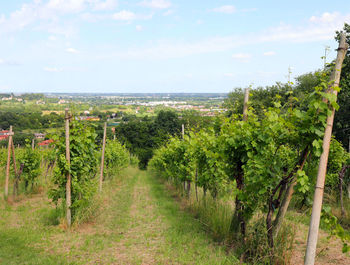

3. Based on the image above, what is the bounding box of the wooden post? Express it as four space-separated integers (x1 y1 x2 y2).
304 33 348 265
32 138 35 150
243 87 250 121
65 108 72 227
12 136 18 197
4 126 13 199
181 123 185 194
10 137 17 178
112 127 116 140
99 122 107 192
11 136 19 197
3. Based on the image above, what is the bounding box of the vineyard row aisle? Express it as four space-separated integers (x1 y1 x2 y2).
0 167 238 265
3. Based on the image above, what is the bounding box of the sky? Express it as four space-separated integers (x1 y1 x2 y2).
0 0 349 94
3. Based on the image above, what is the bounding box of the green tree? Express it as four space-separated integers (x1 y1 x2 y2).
334 23 350 148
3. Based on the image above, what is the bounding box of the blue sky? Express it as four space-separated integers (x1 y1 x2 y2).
0 0 349 93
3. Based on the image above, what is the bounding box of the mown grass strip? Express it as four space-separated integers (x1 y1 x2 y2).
145 171 239 265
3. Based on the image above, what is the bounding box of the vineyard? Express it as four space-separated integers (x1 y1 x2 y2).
1 24 350 265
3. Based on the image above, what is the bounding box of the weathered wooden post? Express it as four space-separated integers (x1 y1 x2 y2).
243 87 250 121
112 127 116 140
99 122 107 192
10 136 18 197
11 137 17 176
304 33 348 265
65 108 72 227
4 126 14 199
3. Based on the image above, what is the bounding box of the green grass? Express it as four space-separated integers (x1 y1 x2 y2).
0 167 238 264
0 229 69 265
146 172 239 264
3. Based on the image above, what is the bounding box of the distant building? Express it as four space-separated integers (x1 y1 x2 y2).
1 96 13 101
36 100 45 105
58 99 68 104
0 130 10 141
34 133 45 139
38 139 54 147
78 116 100 121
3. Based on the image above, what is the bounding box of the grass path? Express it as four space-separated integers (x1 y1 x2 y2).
0 168 238 264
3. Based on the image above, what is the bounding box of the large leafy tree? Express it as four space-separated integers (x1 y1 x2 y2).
116 110 181 169
334 23 350 149
223 83 292 118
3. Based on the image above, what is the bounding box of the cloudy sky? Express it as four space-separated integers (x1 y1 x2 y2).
0 0 349 93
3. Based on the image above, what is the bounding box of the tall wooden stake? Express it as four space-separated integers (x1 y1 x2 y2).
65 108 72 227
10 137 17 178
304 33 348 265
243 87 250 121
11 136 20 197
99 122 107 192
4 126 13 199
32 138 35 150
182 124 184 139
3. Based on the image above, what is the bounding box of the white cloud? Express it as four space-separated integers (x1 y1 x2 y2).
263 51 276 56
0 58 20 66
46 0 117 13
112 10 136 21
48 35 57 41
37 23 77 38
139 0 171 9
4 3 37 32
232 53 252 62
0 0 118 35
162 9 174 16
136 25 143 31
224 73 234 77
258 23 333 43
112 11 153 21
196 19 203 25
212 5 236 14
96 11 349 61
66 47 80 53
310 12 341 23
92 0 117 11
44 67 63 72
80 12 107 22
46 0 86 14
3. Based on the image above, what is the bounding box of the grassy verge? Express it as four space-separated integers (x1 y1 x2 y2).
145 171 239 264
0 167 137 264
0 167 240 264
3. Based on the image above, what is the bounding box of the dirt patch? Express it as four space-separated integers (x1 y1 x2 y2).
291 223 350 264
